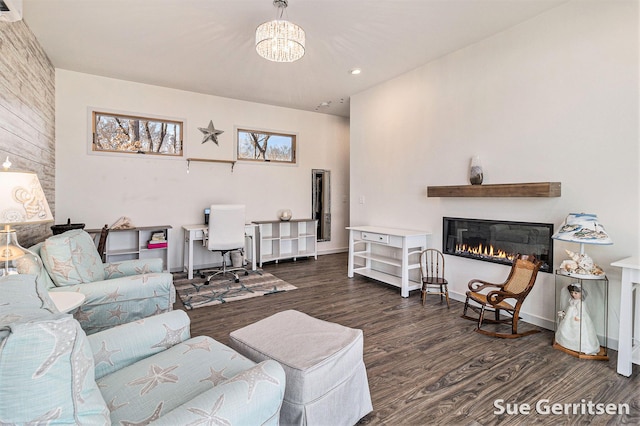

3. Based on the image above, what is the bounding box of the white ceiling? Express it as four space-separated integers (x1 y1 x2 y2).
24 0 568 117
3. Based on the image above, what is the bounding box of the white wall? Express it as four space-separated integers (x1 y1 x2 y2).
350 0 639 344
55 70 350 270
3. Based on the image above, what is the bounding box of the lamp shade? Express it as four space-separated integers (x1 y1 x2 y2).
256 19 305 62
255 0 305 63
0 170 53 226
552 213 612 245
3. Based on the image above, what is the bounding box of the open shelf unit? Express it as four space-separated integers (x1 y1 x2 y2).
254 219 317 267
87 225 172 272
347 226 431 298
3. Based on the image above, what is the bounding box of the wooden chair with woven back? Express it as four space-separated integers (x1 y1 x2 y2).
419 249 450 308
461 253 543 338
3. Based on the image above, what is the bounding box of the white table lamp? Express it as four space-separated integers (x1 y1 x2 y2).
0 157 53 276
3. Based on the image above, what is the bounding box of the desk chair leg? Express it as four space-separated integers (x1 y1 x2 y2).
205 250 251 284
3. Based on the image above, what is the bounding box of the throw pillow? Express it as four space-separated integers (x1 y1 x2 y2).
40 230 105 287
0 314 110 424
20 242 57 290
0 274 57 313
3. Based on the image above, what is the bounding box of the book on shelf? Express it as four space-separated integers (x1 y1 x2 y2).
150 231 166 241
147 241 168 249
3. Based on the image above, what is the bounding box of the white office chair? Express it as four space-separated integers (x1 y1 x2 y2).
204 204 249 284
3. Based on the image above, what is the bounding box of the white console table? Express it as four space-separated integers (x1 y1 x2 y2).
347 226 431 298
182 224 257 279
611 256 640 377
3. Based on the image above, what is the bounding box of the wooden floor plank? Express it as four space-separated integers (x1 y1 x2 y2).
177 253 640 425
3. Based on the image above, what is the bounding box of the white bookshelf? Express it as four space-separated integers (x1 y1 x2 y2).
254 219 317 267
87 225 172 272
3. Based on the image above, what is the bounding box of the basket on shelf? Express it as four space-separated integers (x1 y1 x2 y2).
51 218 85 235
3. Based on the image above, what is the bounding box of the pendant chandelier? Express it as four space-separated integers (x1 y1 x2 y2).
256 0 305 63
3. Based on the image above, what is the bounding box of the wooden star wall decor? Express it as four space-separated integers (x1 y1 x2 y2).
198 120 224 145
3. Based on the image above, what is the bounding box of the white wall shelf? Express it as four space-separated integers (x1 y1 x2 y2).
254 219 317 267
87 225 172 272
186 158 236 172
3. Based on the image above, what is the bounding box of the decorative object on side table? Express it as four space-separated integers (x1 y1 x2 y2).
279 209 292 221
469 155 483 185
110 216 135 230
0 157 53 276
553 273 609 360
552 213 612 278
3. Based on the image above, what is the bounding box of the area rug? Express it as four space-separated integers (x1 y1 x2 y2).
173 271 296 310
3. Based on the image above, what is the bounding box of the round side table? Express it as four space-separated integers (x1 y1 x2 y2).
48 291 86 313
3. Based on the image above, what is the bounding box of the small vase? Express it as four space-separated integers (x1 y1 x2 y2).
279 209 292 221
469 156 483 185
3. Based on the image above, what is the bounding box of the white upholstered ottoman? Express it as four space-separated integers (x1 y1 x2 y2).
229 310 373 426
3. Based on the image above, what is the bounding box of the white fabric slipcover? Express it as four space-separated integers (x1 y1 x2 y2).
229 309 373 426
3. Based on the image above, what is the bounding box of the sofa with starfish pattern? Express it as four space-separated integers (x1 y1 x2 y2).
0 274 286 425
20 229 175 334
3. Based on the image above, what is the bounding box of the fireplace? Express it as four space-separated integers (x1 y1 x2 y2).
443 217 554 272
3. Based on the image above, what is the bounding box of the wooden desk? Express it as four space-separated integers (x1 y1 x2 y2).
611 256 640 376
347 225 431 298
182 224 257 279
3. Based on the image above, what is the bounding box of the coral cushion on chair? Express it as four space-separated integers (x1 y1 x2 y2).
40 230 106 287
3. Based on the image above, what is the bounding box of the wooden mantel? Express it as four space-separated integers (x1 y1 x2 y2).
427 182 561 198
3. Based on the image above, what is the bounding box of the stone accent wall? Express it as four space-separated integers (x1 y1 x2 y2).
0 20 55 246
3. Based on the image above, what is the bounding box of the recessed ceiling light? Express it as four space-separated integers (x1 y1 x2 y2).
315 101 332 110
349 68 362 75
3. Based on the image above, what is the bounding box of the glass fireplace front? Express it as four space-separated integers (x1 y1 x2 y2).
443 217 554 272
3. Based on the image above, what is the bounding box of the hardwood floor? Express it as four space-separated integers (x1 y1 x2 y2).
176 253 639 425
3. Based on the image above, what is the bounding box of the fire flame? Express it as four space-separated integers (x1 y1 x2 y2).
455 243 515 261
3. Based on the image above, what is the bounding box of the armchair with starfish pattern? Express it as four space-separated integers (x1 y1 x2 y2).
0 274 285 425
20 229 175 334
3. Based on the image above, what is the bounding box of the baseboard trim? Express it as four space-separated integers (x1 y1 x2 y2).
448 290 619 350
318 247 348 256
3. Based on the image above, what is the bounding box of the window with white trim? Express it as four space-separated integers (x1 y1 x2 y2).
236 128 296 164
92 111 183 156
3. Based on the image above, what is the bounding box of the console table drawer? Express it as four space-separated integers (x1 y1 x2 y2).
361 232 390 244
